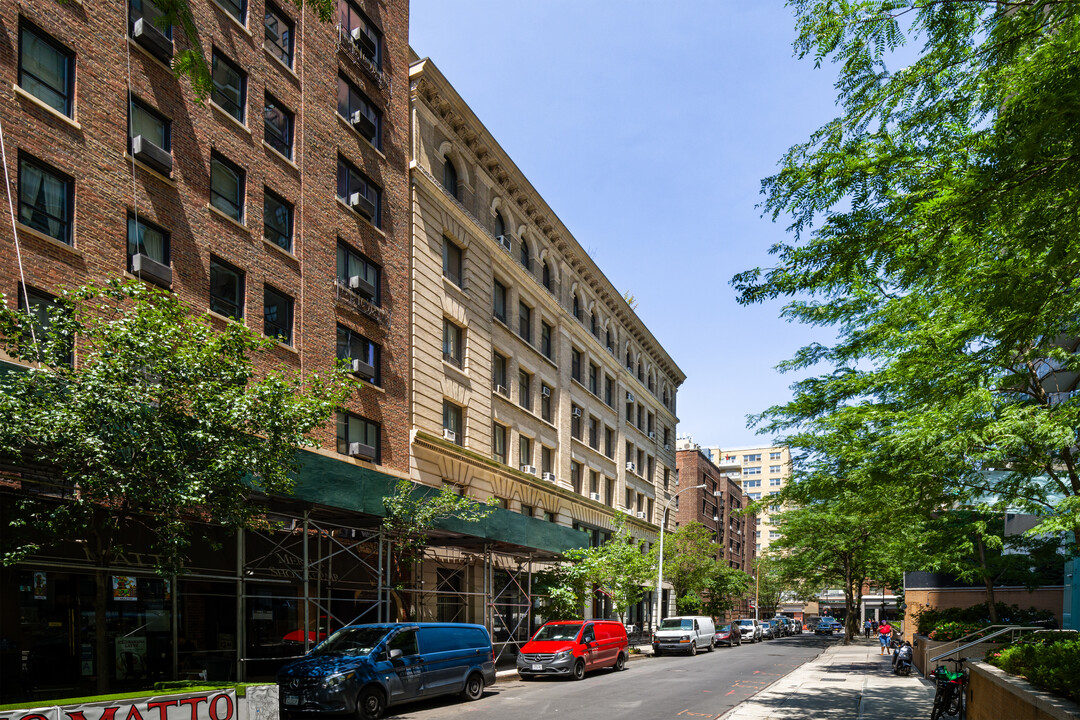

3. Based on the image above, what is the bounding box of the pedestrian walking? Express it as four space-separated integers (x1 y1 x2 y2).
864 619 872 640
878 620 892 655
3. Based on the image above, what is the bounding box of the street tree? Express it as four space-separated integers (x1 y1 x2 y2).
0 279 355 690
735 2 1080 550
657 522 751 617
565 514 653 623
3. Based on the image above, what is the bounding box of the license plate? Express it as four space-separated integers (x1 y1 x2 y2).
531 663 543 671
284 696 299 706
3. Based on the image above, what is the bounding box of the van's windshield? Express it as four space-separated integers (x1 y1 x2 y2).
532 623 583 641
659 619 694 630
309 627 388 656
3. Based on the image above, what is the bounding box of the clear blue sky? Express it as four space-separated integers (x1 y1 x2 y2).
410 2 841 448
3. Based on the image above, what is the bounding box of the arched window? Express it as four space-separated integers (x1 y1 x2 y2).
637 361 643 382
663 387 670 407
494 211 505 238
606 328 613 352
520 237 531 270
591 312 598 337
443 158 459 199
542 260 552 290
648 372 654 392
626 347 632 369
573 294 582 321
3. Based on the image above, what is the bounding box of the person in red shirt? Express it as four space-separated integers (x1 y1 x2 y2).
878 621 893 655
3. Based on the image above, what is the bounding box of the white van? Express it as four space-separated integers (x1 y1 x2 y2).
652 616 716 656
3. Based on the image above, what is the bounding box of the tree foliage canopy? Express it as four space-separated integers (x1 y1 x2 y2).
559 514 653 622
736 1 1080 543
0 280 355 572
659 522 751 617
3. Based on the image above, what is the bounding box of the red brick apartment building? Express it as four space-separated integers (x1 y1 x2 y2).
675 447 757 619
0 0 410 694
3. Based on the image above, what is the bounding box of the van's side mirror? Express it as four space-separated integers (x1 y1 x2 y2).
388 648 403 660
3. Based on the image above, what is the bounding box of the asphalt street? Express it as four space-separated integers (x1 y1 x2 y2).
385 634 836 720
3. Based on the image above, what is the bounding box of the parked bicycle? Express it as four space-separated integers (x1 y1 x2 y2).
930 658 968 720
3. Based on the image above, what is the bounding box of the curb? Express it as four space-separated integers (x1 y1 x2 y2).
715 643 836 718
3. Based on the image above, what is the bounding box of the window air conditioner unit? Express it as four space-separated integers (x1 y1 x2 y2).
571 407 582 418
495 384 508 396
664 443 671 452
349 191 376 220
636 511 647 519
350 358 376 378
348 441 376 460
648 431 656 440
131 135 173 176
350 26 378 58
541 386 551 398
542 472 557 482
130 252 172 287
520 465 537 475
626 391 635 403
349 109 377 143
348 274 376 300
132 18 174 63
589 492 601 501
442 428 457 442
626 461 636 473
496 234 512 254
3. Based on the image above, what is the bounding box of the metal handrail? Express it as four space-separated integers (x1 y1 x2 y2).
928 625 1045 664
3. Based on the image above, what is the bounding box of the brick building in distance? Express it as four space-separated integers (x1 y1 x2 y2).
674 443 756 620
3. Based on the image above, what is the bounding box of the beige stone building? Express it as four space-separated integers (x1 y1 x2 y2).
702 444 792 555
407 55 684 634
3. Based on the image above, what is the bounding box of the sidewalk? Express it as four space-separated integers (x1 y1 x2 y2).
718 639 936 720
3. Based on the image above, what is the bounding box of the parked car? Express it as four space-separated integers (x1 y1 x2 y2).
735 619 763 643
277 622 495 720
760 622 775 640
767 619 786 638
652 616 716 656
517 620 628 680
789 620 803 634
713 623 742 648
815 618 841 636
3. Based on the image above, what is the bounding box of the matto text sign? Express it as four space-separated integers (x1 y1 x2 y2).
1 691 237 720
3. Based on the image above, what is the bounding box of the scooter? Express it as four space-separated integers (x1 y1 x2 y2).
892 640 913 675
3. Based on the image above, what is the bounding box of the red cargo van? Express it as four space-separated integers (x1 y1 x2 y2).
516 620 629 680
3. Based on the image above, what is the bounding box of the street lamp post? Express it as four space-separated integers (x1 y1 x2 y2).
653 483 706 633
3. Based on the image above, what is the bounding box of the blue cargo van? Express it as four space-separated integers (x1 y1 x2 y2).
277 622 495 720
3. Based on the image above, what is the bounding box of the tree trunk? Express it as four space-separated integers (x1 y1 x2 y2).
95 567 108 693
976 537 999 623
843 556 855 645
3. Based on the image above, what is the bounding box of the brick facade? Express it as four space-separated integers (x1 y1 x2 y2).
674 448 756 574
0 0 410 473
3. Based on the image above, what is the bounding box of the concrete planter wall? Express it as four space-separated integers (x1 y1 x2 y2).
967 661 1080 720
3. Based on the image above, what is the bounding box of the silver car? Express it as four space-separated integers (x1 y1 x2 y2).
735 619 763 643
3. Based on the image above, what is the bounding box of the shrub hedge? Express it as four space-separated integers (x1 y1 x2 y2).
985 634 1080 703
915 603 1057 636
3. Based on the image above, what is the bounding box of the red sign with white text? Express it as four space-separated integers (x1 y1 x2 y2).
0 691 236 720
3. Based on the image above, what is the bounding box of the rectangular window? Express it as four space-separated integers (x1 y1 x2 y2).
604 427 614 458
743 454 762 463
210 152 245 222
517 302 533 344
589 470 599 495
571 404 582 440
338 0 382 66
263 285 293 345
442 400 463 444
748 492 761 500
493 424 507 463
770 477 782 486
637 449 644 474
336 242 380 304
744 467 762 476
129 96 171 153
663 467 670 490
589 363 599 395
337 74 381 146
518 369 532 410
20 286 72 365
264 2 294 67
217 0 247 24
744 479 761 488
588 416 599 450
127 214 169 267
442 237 463 287
493 279 507 323
211 50 246 122
263 189 293 252
626 489 633 511
264 93 294 158
19 22 73 116
606 477 614 507
647 456 655 481
520 504 533 518
336 324 380 384
129 0 172 38
604 375 614 406
541 384 553 422
540 321 552 359
442 319 463 369
770 465 781 474
493 353 508 392
542 446 554 475
209 256 245 320
18 154 73 245
571 348 582 382
336 156 381 225
626 400 634 425
770 451 782 460
519 435 532 468
571 461 582 494
336 412 379 462
637 405 643 430
647 413 654 434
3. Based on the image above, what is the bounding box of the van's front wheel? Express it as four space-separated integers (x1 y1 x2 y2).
689 642 697 656
571 659 586 680
356 687 385 720
461 672 485 700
